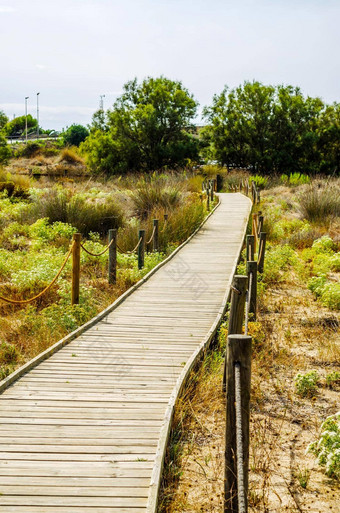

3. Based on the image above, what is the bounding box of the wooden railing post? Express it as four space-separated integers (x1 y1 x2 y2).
247 260 257 321
207 189 210 211
258 215 264 236
223 275 248 390
153 219 159 253
225 334 252 513
246 234 255 262
138 229 145 270
71 233 81 305
210 182 214 202
252 213 258 252
108 229 117 285
258 232 267 273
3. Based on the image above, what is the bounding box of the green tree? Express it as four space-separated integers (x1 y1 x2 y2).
63 124 89 146
4 115 38 137
0 132 11 164
204 81 326 175
203 81 275 172
82 76 199 174
317 103 340 175
0 110 8 131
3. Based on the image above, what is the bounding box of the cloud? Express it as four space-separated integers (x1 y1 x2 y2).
35 64 47 70
0 6 16 13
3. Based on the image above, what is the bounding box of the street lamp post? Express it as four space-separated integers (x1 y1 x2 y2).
37 92 40 138
25 96 29 143
100 94 105 111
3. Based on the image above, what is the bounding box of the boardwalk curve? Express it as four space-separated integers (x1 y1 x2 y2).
0 193 252 513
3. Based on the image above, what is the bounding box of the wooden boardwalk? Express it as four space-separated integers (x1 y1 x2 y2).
0 193 251 513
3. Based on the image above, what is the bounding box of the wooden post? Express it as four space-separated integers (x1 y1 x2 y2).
257 215 264 236
258 232 267 273
252 213 258 252
247 260 257 321
210 182 214 202
71 233 81 305
246 234 255 262
207 189 210 211
108 229 117 284
153 219 159 253
138 229 145 270
224 334 252 513
223 275 248 390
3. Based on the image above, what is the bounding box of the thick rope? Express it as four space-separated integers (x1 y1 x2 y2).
146 225 156 245
80 238 114 257
0 242 74 305
160 220 168 233
244 272 252 336
116 237 142 255
235 362 247 513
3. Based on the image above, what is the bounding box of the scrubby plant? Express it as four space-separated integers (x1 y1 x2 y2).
261 244 298 284
298 184 340 223
294 370 319 397
130 180 183 219
308 412 340 479
326 371 340 389
280 172 310 186
249 175 268 189
59 147 84 165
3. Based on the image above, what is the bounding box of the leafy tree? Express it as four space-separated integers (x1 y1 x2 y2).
4 115 38 137
0 132 11 164
82 76 199 174
204 81 328 175
0 110 8 131
63 124 89 146
317 103 340 175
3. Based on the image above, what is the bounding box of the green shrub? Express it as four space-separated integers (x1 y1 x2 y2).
308 412 340 479
280 173 310 186
0 132 11 164
249 175 268 189
67 195 123 236
261 244 298 284
36 188 124 236
294 370 319 397
326 371 340 389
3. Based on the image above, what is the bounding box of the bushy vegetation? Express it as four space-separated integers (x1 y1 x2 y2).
63 124 89 147
81 76 200 174
203 81 340 175
294 370 320 397
298 183 340 223
308 412 340 479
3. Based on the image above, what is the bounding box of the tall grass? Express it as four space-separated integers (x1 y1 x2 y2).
130 179 183 219
37 187 124 235
298 183 340 223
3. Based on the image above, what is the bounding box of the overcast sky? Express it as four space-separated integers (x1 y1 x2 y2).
1 0 339 131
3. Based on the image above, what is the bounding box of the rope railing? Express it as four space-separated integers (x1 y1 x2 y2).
224 213 266 513
80 237 115 257
116 236 142 255
146 225 156 245
0 241 74 305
